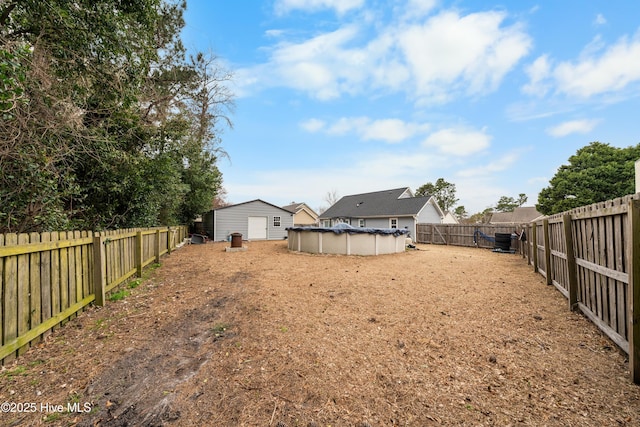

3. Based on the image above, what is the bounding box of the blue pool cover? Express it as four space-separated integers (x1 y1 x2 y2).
287 223 410 237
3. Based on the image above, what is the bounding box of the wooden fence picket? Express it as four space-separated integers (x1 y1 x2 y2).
416 194 640 383
0 226 188 364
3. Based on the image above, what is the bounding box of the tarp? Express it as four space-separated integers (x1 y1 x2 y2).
286 223 410 237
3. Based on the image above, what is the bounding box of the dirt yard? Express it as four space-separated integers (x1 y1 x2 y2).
2 240 640 426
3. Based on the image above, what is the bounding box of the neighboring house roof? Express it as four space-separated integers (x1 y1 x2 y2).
282 202 319 219
490 206 543 224
319 187 439 218
213 199 293 215
442 211 459 224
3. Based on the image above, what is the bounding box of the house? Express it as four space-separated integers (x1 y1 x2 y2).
282 202 319 226
442 211 459 224
203 199 294 241
489 206 543 224
318 187 444 239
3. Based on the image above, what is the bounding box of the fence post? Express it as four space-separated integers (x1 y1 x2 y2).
155 229 161 263
167 227 173 254
563 214 578 311
532 222 538 272
627 198 640 384
543 219 552 285
93 233 106 306
136 230 143 277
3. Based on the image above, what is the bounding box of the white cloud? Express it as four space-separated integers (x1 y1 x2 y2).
274 0 364 16
456 151 520 178
361 119 426 142
326 116 370 136
422 127 492 156
265 29 286 38
313 116 430 143
522 55 551 97
547 119 600 137
400 0 438 21
300 118 326 132
594 13 607 26
397 11 531 102
263 25 368 100
224 144 459 211
553 31 640 98
235 6 531 103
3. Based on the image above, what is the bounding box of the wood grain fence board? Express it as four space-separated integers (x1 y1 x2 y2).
58 231 69 325
594 217 603 320
40 232 52 339
627 198 640 382
0 294 94 361
586 218 597 315
615 214 627 337
82 231 91 297
1 226 189 364
17 234 29 356
66 231 77 321
50 232 60 326
605 215 615 331
580 218 589 308
3 233 18 362
599 215 609 324
29 232 41 345
74 231 83 313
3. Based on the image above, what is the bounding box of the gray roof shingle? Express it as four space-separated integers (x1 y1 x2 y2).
320 187 432 218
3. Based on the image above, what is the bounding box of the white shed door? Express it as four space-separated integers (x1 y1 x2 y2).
247 216 267 240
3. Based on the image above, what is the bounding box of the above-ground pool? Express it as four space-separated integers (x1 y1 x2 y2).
287 224 410 255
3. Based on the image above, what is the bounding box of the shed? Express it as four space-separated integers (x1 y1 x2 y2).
203 199 294 241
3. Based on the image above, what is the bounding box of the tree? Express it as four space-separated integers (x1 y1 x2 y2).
537 142 640 215
416 178 458 212
324 190 340 207
0 0 234 232
453 206 468 221
495 193 527 212
468 207 494 224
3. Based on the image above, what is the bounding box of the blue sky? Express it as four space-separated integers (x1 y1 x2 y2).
181 0 640 214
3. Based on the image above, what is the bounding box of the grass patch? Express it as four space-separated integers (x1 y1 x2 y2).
212 323 230 337
141 263 161 280
108 289 130 302
128 278 142 289
43 413 61 423
2 365 27 379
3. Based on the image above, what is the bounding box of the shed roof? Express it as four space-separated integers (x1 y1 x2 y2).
213 199 293 215
319 187 434 218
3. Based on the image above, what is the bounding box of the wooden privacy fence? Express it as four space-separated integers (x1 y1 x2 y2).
416 223 528 252
520 194 640 383
0 226 188 364
417 198 640 384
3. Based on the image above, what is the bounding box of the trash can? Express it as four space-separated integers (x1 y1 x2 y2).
230 232 242 248
494 233 511 251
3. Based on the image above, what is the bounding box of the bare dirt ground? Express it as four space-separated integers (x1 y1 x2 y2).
2 240 640 426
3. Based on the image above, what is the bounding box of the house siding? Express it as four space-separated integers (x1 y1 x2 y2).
294 210 317 226
207 200 293 241
416 201 442 223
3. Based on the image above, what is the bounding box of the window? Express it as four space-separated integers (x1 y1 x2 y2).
358 219 365 227
273 216 281 227
321 219 330 227
390 218 398 229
